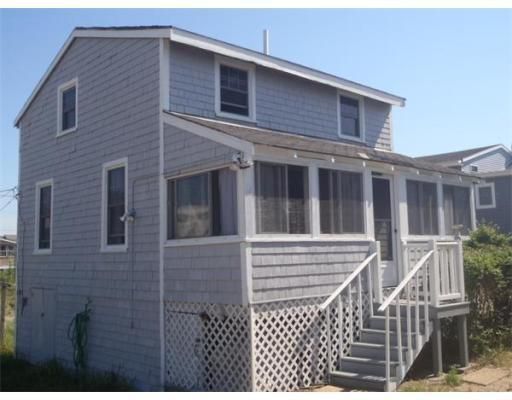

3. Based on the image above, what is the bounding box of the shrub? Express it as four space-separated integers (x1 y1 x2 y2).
463 224 512 355
444 367 461 387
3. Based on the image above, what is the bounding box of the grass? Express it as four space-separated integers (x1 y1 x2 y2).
444 367 461 387
0 268 134 392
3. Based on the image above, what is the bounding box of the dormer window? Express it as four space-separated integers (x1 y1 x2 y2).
215 56 255 122
338 93 364 141
57 78 78 136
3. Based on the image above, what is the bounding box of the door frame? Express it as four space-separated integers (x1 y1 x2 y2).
371 173 399 287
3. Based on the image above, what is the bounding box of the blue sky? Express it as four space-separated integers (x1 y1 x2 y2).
1 9 511 234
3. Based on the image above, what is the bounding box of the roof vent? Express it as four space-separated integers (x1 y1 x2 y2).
263 29 270 55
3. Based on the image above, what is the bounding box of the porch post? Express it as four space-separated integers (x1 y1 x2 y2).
432 318 443 376
457 315 469 368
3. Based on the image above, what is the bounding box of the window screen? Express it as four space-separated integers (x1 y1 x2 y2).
220 65 249 116
478 186 493 207
339 95 360 138
319 169 364 234
38 185 52 249
167 169 237 240
107 166 126 245
443 185 471 235
255 162 309 234
406 180 438 235
62 86 76 131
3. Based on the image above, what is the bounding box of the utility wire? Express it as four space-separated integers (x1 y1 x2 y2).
0 197 16 212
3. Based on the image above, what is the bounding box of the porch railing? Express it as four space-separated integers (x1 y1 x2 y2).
319 241 381 373
377 249 434 390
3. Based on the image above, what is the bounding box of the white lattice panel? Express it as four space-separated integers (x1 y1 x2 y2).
164 301 252 391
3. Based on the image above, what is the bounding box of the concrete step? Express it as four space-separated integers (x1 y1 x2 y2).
339 356 400 377
350 342 408 361
360 328 419 347
329 370 397 391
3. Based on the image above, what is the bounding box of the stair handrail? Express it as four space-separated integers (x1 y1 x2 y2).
377 247 434 391
319 252 377 311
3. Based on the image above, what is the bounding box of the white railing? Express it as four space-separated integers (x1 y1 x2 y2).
377 249 434 391
319 241 381 372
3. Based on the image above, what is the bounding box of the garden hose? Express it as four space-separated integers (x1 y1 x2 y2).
67 299 92 371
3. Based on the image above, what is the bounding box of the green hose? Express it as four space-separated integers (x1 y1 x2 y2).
67 299 92 371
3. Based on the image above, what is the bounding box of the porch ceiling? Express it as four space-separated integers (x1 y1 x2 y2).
164 111 477 179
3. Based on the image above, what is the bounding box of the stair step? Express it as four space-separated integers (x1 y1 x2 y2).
329 370 397 391
350 342 409 361
339 356 400 377
360 328 419 346
369 316 426 332
373 303 427 318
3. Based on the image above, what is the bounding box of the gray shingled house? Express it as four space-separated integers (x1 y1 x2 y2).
417 144 512 234
14 26 475 391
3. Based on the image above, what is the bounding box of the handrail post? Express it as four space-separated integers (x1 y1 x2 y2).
429 240 440 307
457 237 465 301
370 241 382 304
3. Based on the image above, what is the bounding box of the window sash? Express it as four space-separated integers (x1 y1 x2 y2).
406 180 439 235
478 186 493 206
339 95 360 138
255 162 309 234
61 86 76 131
38 185 52 249
219 64 249 116
106 167 126 245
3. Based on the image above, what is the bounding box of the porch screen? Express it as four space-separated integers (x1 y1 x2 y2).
319 169 364 234
406 180 439 235
443 185 471 235
255 162 309 234
167 168 237 239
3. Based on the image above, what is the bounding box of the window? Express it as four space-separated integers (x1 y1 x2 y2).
470 165 479 173
57 78 78 135
255 162 309 234
35 179 53 253
476 182 496 209
215 57 255 121
102 159 127 251
406 180 439 235
167 168 237 240
338 94 363 139
319 169 364 234
443 185 472 235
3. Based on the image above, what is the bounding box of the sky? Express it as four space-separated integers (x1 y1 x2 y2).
1 9 511 234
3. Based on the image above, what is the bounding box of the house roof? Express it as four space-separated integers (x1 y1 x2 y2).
0 234 16 244
415 144 508 167
164 111 477 179
14 25 405 127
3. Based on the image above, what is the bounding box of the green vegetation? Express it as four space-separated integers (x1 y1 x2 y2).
444 367 461 387
463 224 512 356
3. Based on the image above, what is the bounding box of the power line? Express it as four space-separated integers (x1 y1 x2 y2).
0 197 16 212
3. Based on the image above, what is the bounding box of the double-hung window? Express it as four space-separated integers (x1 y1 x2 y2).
167 168 238 240
102 159 127 251
215 57 255 121
319 168 364 234
338 94 363 139
476 182 496 209
255 162 309 234
443 185 471 235
35 179 53 253
57 78 78 135
406 180 439 235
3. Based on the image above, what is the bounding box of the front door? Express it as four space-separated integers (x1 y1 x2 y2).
372 176 398 287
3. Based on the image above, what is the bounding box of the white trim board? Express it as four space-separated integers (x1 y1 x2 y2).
475 182 496 209
14 26 405 126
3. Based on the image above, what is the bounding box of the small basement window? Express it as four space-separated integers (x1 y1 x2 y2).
406 180 439 235
443 185 472 235
476 182 496 209
319 168 364 234
215 57 255 121
255 162 309 234
167 168 238 239
57 78 78 135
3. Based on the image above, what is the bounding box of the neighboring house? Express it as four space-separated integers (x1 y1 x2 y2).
0 234 16 267
14 26 474 392
417 144 512 234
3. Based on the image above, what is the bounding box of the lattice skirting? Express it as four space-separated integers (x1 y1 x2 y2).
164 293 370 392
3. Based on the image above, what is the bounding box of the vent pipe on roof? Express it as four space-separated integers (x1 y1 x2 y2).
263 29 270 55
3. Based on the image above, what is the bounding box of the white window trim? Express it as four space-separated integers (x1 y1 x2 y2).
337 90 366 143
476 182 496 209
101 158 128 253
34 178 54 255
56 78 78 137
214 55 256 123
